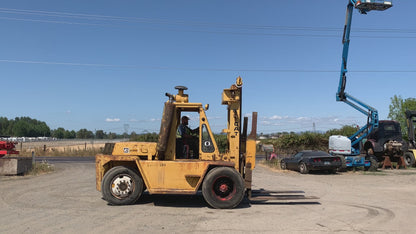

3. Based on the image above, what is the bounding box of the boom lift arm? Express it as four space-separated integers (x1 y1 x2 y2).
337 0 392 155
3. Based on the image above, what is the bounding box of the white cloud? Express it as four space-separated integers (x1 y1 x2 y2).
128 118 160 123
265 115 289 120
270 115 283 120
106 118 120 122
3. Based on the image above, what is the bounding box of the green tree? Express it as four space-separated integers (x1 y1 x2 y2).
130 132 159 142
388 95 416 137
0 117 11 136
12 120 29 137
325 125 359 138
214 134 228 153
76 128 94 139
10 117 50 137
95 130 105 139
107 132 117 139
130 131 137 140
52 127 66 139
64 130 76 139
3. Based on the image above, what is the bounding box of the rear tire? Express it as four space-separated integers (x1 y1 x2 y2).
365 157 378 172
299 162 309 174
404 152 415 167
280 161 287 170
337 155 347 172
328 169 337 174
102 166 144 205
202 167 245 209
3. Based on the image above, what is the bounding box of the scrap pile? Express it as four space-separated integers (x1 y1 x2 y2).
0 141 19 158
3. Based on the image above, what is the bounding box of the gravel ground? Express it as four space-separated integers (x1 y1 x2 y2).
1 159 416 233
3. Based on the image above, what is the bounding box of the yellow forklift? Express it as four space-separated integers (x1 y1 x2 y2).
96 77 257 209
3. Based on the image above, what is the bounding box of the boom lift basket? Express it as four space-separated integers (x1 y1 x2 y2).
355 0 392 12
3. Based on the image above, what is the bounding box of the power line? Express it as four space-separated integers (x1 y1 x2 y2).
1 7 415 33
2 15 416 39
1 7 416 39
0 16 109 27
1 59 415 73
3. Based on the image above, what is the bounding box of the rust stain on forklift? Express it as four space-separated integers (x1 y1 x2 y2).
96 77 258 209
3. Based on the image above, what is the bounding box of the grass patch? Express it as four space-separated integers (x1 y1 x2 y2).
394 171 416 175
262 159 282 170
360 170 388 176
27 160 55 175
359 167 416 176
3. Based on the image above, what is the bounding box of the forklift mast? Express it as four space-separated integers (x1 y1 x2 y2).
336 0 392 155
221 77 257 172
222 77 243 169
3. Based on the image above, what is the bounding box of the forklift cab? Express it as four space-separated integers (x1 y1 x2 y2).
172 104 218 161
158 86 220 161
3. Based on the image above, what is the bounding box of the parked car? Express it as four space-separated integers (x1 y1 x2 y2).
281 150 342 174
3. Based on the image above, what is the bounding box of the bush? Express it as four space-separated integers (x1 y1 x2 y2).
263 132 327 155
214 134 228 153
27 160 54 175
324 125 359 138
262 158 281 170
130 133 159 142
260 125 359 155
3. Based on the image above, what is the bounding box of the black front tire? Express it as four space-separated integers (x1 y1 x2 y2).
364 157 378 172
328 169 337 174
299 162 309 174
337 155 347 172
404 152 415 167
202 167 245 209
280 161 287 170
102 166 144 205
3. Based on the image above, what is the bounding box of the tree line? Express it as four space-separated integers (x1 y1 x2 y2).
0 117 124 139
0 117 50 137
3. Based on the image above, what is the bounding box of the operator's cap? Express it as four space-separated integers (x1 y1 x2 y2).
181 116 190 120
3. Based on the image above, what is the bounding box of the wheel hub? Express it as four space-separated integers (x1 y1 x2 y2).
219 183 229 193
405 157 410 164
111 175 133 198
213 177 235 199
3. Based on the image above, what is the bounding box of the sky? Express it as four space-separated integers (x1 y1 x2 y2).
1 0 415 135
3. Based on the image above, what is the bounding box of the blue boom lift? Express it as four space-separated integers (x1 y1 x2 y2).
329 0 392 168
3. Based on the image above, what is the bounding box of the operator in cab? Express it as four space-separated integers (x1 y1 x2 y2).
176 116 199 159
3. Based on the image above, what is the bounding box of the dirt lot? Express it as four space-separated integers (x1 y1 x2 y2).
1 159 416 233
